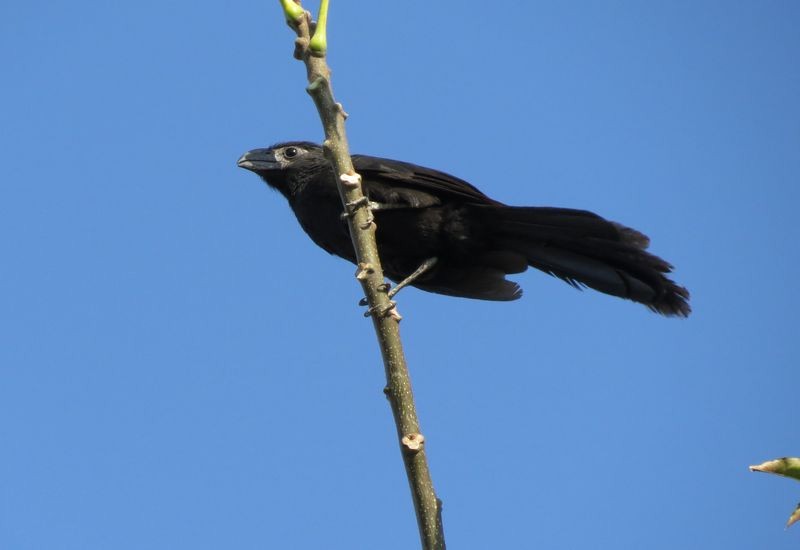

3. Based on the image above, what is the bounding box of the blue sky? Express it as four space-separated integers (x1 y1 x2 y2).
2 2 798 548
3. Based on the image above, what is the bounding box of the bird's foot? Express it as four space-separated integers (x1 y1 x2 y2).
356 257 437 307
358 282 391 306
340 196 370 219
363 300 402 321
340 196 378 229
341 199 412 220
357 282 400 320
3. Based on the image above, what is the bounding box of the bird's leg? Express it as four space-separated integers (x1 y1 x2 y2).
342 200 419 219
387 257 439 298
356 258 437 308
367 201 413 212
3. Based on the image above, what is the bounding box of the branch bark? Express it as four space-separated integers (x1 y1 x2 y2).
278 2 445 548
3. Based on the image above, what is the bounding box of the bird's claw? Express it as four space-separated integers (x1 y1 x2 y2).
340 196 370 219
359 213 375 230
363 300 401 320
358 283 391 306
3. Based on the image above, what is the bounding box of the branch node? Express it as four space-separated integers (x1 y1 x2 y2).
306 75 326 93
401 433 425 453
355 263 375 281
340 172 362 188
336 102 349 119
321 139 335 163
293 37 308 59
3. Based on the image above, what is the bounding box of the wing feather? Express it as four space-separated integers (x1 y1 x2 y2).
352 155 501 207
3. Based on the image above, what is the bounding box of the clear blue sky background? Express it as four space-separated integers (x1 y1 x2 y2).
2 2 798 549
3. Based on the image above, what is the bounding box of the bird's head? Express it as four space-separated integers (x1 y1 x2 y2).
237 141 328 198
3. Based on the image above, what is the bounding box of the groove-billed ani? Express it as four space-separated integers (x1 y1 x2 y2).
237 142 690 317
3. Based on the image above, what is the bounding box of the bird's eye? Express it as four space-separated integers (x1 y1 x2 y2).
284 147 299 159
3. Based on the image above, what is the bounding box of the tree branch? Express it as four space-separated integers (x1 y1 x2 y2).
278 2 445 548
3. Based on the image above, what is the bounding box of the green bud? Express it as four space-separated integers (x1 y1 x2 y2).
279 0 304 23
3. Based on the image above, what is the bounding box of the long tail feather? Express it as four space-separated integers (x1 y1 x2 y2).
477 206 691 316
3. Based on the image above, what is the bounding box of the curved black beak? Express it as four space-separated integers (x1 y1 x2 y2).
237 149 279 173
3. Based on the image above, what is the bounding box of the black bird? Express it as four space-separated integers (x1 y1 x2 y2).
238 142 690 317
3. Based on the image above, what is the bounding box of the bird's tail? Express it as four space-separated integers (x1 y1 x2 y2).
475 205 690 316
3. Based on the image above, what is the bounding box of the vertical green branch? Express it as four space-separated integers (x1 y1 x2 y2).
276 2 445 548
308 0 328 54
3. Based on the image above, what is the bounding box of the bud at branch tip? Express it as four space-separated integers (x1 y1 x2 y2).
279 0 305 23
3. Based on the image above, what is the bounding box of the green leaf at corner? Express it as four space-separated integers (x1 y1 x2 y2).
750 457 800 482
788 503 800 529
751 457 800 528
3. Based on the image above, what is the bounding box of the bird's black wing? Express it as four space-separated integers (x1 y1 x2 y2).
352 155 502 208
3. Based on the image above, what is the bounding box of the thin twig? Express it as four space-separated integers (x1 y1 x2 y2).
277 1 445 548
